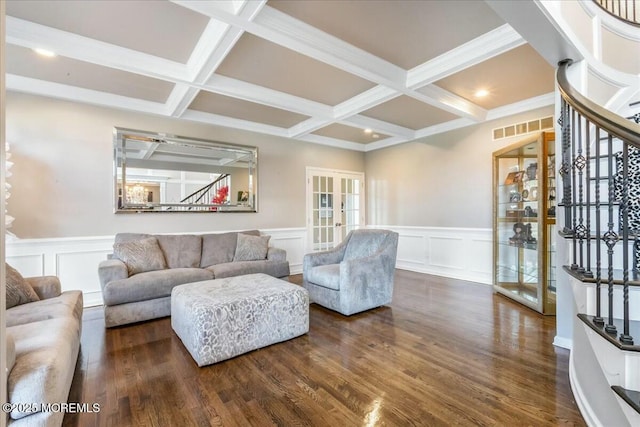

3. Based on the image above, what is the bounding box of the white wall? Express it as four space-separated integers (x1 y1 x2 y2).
365 105 555 228
5 92 365 238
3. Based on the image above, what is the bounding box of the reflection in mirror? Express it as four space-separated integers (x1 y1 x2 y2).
114 127 257 213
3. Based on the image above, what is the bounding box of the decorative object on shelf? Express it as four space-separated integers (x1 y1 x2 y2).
549 187 556 201
504 171 524 185
509 222 536 247
526 162 538 180
530 187 538 201
521 189 530 200
524 206 537 217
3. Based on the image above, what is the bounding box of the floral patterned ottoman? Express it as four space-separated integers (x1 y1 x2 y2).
171 273 309 367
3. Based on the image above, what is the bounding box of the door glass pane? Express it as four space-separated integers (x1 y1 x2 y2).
313 175 335 251
341 177 361 239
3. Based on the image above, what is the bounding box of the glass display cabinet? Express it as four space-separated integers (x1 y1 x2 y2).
493 131 556 314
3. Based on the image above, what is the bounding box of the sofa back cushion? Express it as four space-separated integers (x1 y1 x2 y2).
6 263 40 309
200 230 260 267
114 233 152 243
233 234 270 261
156 234 202 269
113 236 167 276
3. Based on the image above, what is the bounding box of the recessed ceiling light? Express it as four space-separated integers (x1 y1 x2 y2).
33 48 56 57
475 89 489 98
364 128 372 134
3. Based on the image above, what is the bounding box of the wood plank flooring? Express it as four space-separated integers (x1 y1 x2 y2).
63 270 585 426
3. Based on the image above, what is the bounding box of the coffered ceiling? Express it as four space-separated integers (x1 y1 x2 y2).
4 0 556 151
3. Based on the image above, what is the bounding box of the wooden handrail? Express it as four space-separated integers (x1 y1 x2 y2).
557 59 640 146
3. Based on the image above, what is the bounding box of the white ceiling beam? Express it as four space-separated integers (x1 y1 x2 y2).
6 17 188 82
362 136 412 152
297 134 368 152
165 84 200 117
173 2 407 89
343 115 416 141
180 109 289 138
412 85 487 121
170 1 267 118
6 74 167 115
288 117 334 138
333 86 400 121
406 24 525 89
205 74 333 118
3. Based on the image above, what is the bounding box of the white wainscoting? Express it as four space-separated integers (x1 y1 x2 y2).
372 225 493 285
5 228 307 308
6 226 491 308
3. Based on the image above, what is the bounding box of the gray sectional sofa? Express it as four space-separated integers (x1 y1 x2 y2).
98 230 290 327
6 275 83 427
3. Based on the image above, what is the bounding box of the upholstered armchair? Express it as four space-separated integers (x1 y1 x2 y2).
302 229 399 316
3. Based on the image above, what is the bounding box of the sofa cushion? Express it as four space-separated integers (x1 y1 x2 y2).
343 230 389 261
6 264 39 309
113 236 167 275
7 317 80 420
233 234 270 261
306 264 341 290
208 260 290 279
6 291 83 328
200 230 260 267
102 268 214 305
156 234 202 269
114 232 152 243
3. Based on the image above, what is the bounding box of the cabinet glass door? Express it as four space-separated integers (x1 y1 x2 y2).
493 132 556 314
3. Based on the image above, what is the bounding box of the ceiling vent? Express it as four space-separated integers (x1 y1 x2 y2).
492 116 554 140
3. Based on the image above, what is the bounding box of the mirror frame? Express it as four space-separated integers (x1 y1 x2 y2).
113 127 258 213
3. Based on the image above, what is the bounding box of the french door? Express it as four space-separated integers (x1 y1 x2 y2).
306 168 365 252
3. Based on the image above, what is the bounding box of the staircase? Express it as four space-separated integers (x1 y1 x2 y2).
175 173 230 211
557 59 640 425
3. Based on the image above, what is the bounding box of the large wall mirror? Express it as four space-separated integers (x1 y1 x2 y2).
114 127 258 213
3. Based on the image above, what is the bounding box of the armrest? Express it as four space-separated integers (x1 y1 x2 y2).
303 246 346 276
25 276 61 299
267 247 287 262
98 259 129 290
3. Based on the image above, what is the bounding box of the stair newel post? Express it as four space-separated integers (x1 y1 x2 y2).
575 114 587 273
605 133 618 335
620 141 634 344
571 108 579 270
594 126 604 325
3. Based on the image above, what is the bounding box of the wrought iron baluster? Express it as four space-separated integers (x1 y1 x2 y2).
604 133 618 334
571 108 579 269
620 142 634 344
575 115 587 273
585 121 593 277
594 126 604 325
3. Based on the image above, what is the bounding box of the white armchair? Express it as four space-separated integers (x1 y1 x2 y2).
302 229 398 315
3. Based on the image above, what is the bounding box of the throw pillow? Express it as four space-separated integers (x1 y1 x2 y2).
233 233 270 261
113 236 167 276
6 263 40 309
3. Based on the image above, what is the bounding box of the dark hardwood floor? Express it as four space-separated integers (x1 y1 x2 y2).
64 270 585 426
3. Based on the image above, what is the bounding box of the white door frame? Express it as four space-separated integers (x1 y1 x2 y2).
305 167 365 253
